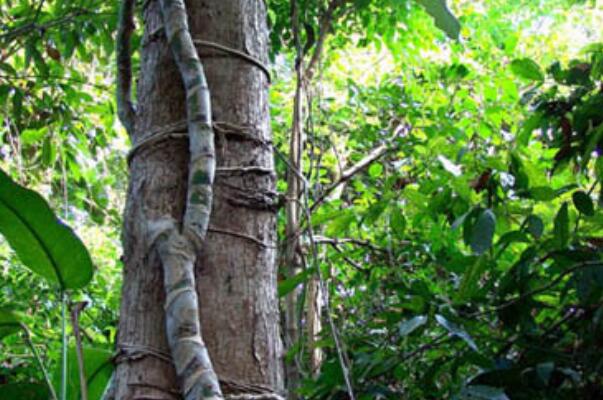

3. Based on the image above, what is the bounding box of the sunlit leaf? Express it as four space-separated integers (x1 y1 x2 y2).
510 58 544 82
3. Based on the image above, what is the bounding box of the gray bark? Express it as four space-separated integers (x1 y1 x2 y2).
112 0 283 398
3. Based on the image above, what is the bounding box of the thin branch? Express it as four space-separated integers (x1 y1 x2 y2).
312 235 392 253
311 124 408 212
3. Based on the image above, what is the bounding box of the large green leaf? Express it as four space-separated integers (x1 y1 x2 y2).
0 169 93 290
417 0 461 40
0 308 23 340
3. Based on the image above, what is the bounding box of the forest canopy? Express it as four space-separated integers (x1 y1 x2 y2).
0 0 602 399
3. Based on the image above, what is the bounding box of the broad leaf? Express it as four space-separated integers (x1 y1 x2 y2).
417 0 461 40
510 58 544 82
470 209 496 255
572 190 594 216
0 169 94 289
526 215 544 239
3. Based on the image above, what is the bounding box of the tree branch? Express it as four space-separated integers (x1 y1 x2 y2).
310 124 408 212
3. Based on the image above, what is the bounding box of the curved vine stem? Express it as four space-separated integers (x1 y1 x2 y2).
155 0 221 398
116 0 136 136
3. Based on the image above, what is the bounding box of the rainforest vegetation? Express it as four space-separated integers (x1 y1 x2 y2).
0 0 602 399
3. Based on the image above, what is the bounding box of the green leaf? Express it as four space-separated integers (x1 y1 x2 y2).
0 383 49 400
554 203 569 248
417 0 461 40
526 215 544 239
435 314 478 351
0 308 23 340
572 190 594 216
510 58 544 82
470 209 496 255
368 163 383 178
398 315 427 336
0 169 94 289
20 128 47 145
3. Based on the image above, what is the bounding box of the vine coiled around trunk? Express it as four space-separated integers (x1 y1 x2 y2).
156 0 222 398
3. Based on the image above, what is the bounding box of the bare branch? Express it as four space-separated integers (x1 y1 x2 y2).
311 124 408 212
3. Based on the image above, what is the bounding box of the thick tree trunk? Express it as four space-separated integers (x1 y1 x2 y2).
112 0 283 398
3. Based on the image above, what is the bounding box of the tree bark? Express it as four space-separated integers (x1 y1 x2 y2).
112 0 283 398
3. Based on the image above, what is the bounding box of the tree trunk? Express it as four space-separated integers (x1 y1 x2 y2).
112 0 283 398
